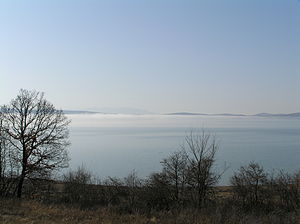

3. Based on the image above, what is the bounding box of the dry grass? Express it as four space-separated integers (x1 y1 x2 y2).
1 199 299 224
0 199 207 224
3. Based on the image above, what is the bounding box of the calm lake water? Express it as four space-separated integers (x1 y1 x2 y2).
67 114 300 185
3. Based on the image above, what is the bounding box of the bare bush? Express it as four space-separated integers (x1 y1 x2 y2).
63 165 92 203
101 176 125 206
271 170 300 211
124 170 143 211
143 172 173 211
231 162 269 209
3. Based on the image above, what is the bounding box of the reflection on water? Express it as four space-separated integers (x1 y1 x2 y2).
67 114 300 185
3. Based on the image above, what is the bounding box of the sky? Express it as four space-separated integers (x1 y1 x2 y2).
0 0 299 114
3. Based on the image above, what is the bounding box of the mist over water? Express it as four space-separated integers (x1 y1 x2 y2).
67 114 300 185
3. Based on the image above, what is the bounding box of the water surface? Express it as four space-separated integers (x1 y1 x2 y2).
67 114 300 185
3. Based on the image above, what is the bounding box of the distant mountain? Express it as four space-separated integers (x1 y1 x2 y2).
212 113 246 116
0 109 100 115
63 110 101 114
3 108 299 117
84 107 154 115
254 112 300 117
63 107 154 115
166 112 300 117
166 112 245 116
166 112 208 116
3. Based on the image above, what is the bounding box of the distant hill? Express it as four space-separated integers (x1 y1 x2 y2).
63 108 154 115
2 108 299 117
166 112 300 117
63 110 101 114
166 112 208 116
212 113 246 116
254 112 300 117
0 109 101 115
166 112 245 116
83 107 154 115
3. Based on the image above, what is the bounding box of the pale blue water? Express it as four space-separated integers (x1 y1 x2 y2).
67 114 300 185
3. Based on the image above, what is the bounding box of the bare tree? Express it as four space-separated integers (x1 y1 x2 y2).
161 150 188 203
0 89 70 198
183 130 220 208
0 110 19 196
0 115 4 183
0 115 6 194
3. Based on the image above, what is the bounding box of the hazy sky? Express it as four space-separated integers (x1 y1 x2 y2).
1 0 299 114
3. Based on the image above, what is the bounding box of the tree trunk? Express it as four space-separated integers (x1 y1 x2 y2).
17 169 26 198
175 174 179 201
